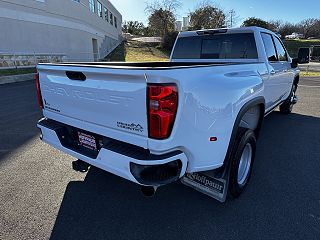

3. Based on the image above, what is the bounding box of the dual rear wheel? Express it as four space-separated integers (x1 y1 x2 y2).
228 128 257 198
228 83 298 198
72 84 298 200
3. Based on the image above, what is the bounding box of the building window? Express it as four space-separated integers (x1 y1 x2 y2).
89 0 95 13
114 16 117 28
97 1 102 18
110 12 113 25
104 7 108 21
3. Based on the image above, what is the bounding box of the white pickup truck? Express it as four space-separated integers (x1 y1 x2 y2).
36 27 309 202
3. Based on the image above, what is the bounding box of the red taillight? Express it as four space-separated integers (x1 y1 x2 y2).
35 73 44 109
147 84 178 139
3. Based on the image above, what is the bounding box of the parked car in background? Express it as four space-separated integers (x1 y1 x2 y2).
285 32 304 39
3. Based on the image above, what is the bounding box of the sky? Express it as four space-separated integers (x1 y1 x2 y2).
110 0 320 26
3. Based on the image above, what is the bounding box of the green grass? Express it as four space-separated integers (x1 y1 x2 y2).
284 39 320 57
0 67 36 77
106 40 170 62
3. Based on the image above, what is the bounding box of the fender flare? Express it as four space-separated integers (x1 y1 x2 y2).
215 97 265 178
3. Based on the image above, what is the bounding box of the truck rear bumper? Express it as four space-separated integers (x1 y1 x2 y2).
37 118 188 186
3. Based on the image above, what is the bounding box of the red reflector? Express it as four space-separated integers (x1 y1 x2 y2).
147 84 178 139
35 73 44 109
209 137 218 142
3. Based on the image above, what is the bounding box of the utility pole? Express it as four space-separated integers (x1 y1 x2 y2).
229 9 236 28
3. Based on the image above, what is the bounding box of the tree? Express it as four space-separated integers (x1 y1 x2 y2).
268 19 283 33
122 21 145 36
146 0 182 13
141 26 154 37
147 8 176 36
277 22 300 38
242 17 270 29
189 1 225 30
146 0 181 37
162 31 179 50
297 18 320 38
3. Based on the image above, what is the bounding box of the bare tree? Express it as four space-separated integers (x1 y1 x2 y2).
145 0 182 16
269 19 283 33
278 22 300 38
298 18 319 38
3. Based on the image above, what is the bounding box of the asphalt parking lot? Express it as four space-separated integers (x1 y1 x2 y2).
0 78 319 240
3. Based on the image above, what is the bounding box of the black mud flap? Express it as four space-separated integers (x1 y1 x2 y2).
181 171 229 202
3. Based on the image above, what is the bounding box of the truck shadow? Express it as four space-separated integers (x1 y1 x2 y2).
50 112 320 240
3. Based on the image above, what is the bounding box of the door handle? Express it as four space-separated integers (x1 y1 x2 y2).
66 71 86 81
270 70 276 75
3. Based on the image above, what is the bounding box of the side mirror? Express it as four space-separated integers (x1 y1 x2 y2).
291 58 298 68
298 47 310 64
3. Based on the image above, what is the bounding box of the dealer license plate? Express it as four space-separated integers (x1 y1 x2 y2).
78 131 97 151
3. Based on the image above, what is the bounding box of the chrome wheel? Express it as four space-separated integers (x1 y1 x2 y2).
237 143 253 186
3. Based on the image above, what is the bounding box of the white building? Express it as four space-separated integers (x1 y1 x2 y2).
175 21 182 31
0 0 122 67
182 16 190 31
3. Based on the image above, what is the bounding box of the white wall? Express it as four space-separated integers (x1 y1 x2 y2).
0 0 123 61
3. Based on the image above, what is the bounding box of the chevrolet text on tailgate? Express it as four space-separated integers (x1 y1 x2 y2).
36 27 309 202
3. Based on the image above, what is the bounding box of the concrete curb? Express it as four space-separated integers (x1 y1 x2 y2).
0 73 36 85
300 67 320 72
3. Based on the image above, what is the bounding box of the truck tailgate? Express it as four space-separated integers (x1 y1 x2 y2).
37 64 148 146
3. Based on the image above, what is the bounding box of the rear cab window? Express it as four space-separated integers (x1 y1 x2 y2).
172 33 258 60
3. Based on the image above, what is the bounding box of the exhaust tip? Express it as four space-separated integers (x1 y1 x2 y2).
72 159 90 173
141 186 156 197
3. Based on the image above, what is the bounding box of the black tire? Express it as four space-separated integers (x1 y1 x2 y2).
228 128 257 198
279 84 297 114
